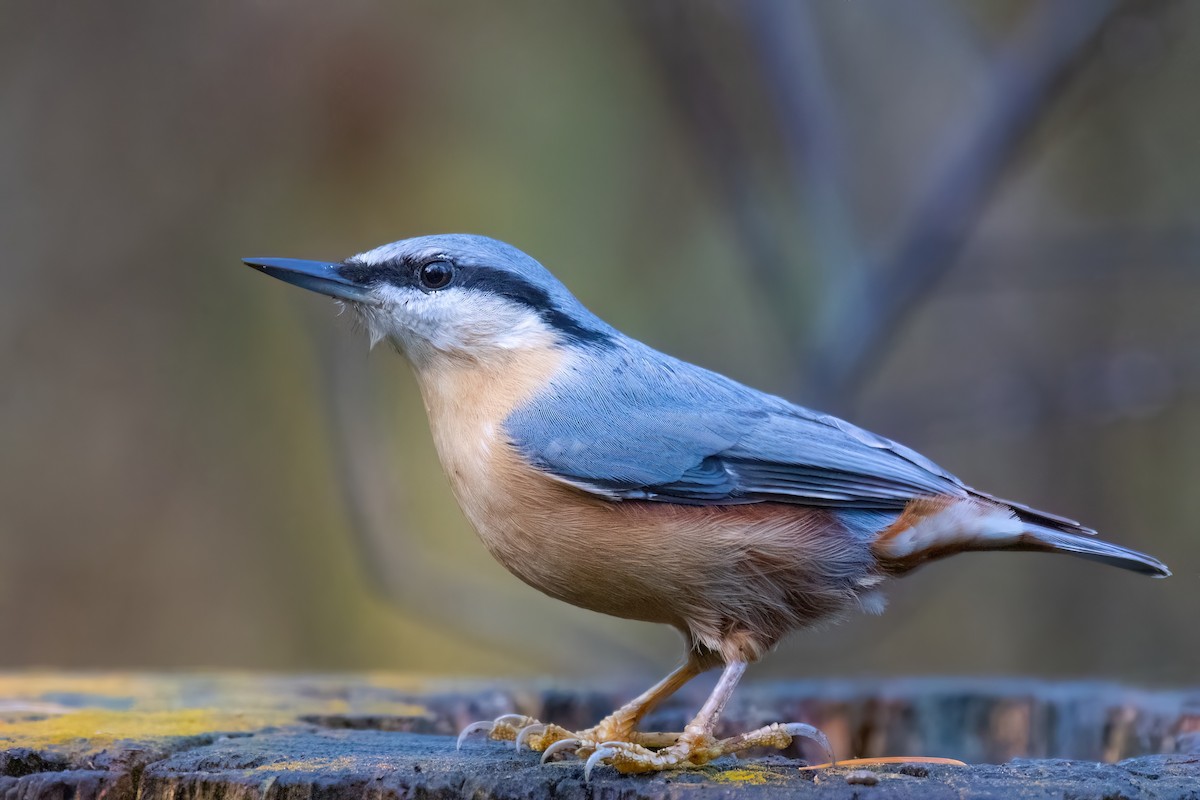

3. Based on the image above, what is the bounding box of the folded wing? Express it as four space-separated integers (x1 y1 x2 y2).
504 346 968 510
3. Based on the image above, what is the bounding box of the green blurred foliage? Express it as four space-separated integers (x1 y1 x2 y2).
0 1 1196 684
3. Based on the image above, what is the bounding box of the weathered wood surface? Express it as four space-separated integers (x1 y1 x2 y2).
1 674 1198 799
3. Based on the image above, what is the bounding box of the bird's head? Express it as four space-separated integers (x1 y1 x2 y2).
245 234 614 366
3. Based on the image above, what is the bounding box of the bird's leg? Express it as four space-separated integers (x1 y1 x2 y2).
530 659 702 757
457 660 701 756
584 660 833 777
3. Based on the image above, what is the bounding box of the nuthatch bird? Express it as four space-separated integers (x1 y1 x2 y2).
246 234 1169 776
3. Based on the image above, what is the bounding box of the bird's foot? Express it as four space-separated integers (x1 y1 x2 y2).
536 728 681 762
455 714 596 753
583 722 833 778
457 714 545 748
457 714 678 760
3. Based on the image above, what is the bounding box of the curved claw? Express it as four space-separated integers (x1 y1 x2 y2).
584 745 621 781
493 713 534 728
541 737 582 763
515 723 547 751
455 720 496 750
784 722 835 764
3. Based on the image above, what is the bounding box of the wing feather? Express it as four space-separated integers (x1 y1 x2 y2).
505 346 967 509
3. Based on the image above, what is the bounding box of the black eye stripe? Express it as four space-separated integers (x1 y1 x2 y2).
456 266 553 309
337 258 404 286
460 267 612 347
335 259 612 347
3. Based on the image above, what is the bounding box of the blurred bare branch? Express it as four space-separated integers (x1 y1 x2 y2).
741 1 861 291
631 0 1149 408
628 2 808 366
809 0 1124 406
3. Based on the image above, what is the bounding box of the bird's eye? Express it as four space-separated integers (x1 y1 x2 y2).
418 260 454 290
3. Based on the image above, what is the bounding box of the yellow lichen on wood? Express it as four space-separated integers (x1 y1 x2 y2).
0 672 436 752
711 767 782 785
0 708 290 749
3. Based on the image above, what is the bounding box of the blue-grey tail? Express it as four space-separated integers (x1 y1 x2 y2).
1019 523 1170 577
963 490 1169 577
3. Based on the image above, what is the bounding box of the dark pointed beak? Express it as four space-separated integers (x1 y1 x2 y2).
243 257 376 303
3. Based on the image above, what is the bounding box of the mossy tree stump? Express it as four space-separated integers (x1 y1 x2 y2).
1 674 1198 799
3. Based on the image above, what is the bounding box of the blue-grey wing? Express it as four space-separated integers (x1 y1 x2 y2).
504 345 968 509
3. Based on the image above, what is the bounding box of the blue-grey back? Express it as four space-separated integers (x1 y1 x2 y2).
504 336 968 511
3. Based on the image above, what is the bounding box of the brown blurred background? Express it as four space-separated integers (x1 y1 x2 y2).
1 1 1196 685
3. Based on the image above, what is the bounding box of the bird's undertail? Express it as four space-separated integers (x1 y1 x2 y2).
871 494 1170 577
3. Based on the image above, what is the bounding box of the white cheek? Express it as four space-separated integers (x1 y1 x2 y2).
363 286 555 355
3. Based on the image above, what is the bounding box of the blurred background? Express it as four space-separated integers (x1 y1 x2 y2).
1 1 1196 685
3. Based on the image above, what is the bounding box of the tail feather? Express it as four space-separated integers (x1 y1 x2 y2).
979 490 1170 577
1019 523 1171 577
